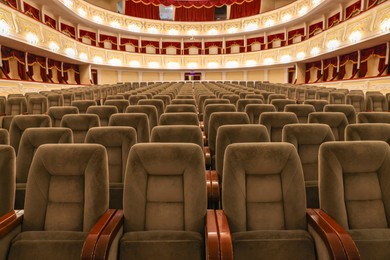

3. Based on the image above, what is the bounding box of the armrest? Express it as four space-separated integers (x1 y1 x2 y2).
0 210 24 239
209 171 220 207
215 210 233 259
203 146 211 167
199 121 204 131
306 209 351 260
81 209 117 260
205 171 212 207
94 210 124 260
205 210 219 260
314 209 360 260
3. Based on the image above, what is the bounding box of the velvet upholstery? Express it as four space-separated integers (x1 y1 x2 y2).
151 125 203 149
48 106 79 127
203 99 230 113
284 104 315 123
197 95 216 115
222 143 315 260
104 100 130 113
138 99 165 119
165 104 197 113
346 123 390 144
7 143 109 259
324 104 357 124
0 128 9 145
367 94 388 112
0 145 15 216
319 141 390 260
5 97 27 115
0 115 14 131
245 104 276 124
259 112 298 142
222 94 240 105
245 94 264 101
171 99 197 106
60 114 100 143
129 95 147 105
86 105 118 126
308 112 348 141
126 105 158 133
9 115 51 154
121 143 206 260
270 99 296 112
106 95 125 100
282 124 335 208
70 100 97 114
315 91 330 101
109 113 150 143
216 124 269 180
329 92 346 104
304 100 329 112
236 99 263 112
204 104 236 137
153 95 172 107
267 94 286 104
27 96 48 114
346 94 366 112
0 96 5 115
86 126 137 209
304 89 316 100
158 112 199 126
357 112 390 123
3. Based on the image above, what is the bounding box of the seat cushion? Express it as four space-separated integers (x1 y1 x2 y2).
232 230 315 260
120 230 203 260
349 229 390 260
8 231 87 260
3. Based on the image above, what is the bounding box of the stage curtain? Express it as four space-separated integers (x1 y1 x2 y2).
141 40 160 53
368 0 387 9
125 0 160 20
1 46 26 80
267 33 286 49
5 0 17 9
27 53 46 82
305 61 321 83
338 51 358 79
308 21 323 38
48 59 62 83
230 0 260 19
360 44 387 77
174 6 215 21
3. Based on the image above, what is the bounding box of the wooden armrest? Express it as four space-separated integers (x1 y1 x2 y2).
0 210 24 239
81 209 117 260
314 209 360 260
209 170 220 206
205 171 212 207
203 146 211 167
94 210 124 260
306 209 351 260
206 210 220 260
215 210 233 259
200 121 204 131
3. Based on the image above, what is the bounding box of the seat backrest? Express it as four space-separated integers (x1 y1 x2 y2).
62 93 75 106
48 106 79 127
208 112 250 156
204 104 236 137
129 95 147 105
324 104 357 124
158 112 199 126
271 99 296 112
236 99 264 112
153 95 172 107
284 104 315 123
0 96 6 115
357 112 390 123
85 126 136 184
86 105 118 126
106 95 125 100
216 125 269 179
346 94 366 112
16 128 73 183
104 100 130 113
329 92 346 104
138 99 165 119
198 95 216 114
367 94 388 112
267 94 286 104
109 113 150 143
27 96 48 114
203 99 230 112
222 94 240 105
171 99 197 106
260 112 299 142
23 144 109 232
123 143 206 233
308 112 348 141
10 115 52 154
165 104 197 113
319 141 390 230
315 91 330 101
60 114 100 143
0 145 15 216
5 97 27 115
151 125 203 149
303 100 329 112
346 123 390 144
0 128 9 145
245 104 276 124
71 100 97 114
0 116 14 131
126 105 158 133
222 143 307 232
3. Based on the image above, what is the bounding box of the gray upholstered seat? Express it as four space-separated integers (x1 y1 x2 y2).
126 105 158 133
357 112 390 123
171 99 197 106
367 93 388 112
71 100 97 114
48 106 79 127
109 113 150 143
245 104 276 124
271 99 296 112
282 124 335 208
27 96 48 114
329 92 346 104
5 97 27 115
151 125 203 148
346 94 366 112
165 104 197 113
0 128 9 145
260 112 299 142
158 112 199 126
308 112 348 141
236 99 264 112
222 94 240 105
86 105 118 126
153 94 172 107
138 99 165 119
284 104 315 123
319 141 390 260
203 104 236 138
0 145 15 216
85 126 137 209
304 100 329 112
129 95 147 106
346 123 390 144
60 114 100 143
267 94 286 104
104 100 130 113
324 104 357 124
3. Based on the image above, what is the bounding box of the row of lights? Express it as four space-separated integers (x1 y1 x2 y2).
61 0 323 35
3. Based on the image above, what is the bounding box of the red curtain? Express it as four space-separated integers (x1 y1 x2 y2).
99 34 118 49
328 13 340 28
369 0 386 9
322 58 338 82
63 63 80 84
120 38 139 52
23 3 40 21
125 0 160 20
230 0 260 19
225 40 245 53
287 28 305 44
345 1 361 20
267 33 285 49
205 41 222 54
79 30 96 45
141 40 160 53
27 53 46 82
5 0 17 9
183 42 201 55
305 62 321 83
1 46 26 80
47 59 62 83
359 44 387 78
175 6 215 21
308 21 323 38
161 42 181 54
246 37 264 51
338 52 358 80
60 23 76 39
44 15 56 29
130 0 251 8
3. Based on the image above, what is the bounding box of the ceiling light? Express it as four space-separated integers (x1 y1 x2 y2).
280 55 292 63
129 60 140 67
299 6 308 16
110 21 120 28
109 58 122 66
349 31 362 43
296 52 306 59
265 19 275 27
208 28 218 35
26 32 39 45
380 18 390 33
79 53 88 61
168 29 178 35
65 48 76 58
93 15 103 24
227 27 238 34
264 58 274 65
0 20 10 35
63 0 73 8
282 14 292 22
245 60 257 67
148 27 159 34
245 23 258 31
326 39 339 50
77 8 86 17
148 61 159 68
310 47 320 56
207 62 219 68
226 61 239 68
128 24 140 32
187 62 198 69
167 62 180 69
187 29 197 36
49 42 59 52
93 56 103 64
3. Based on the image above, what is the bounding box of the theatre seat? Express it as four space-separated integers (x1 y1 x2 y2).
5 97 27 115
126 105 158 133
319 141 390 259
0 144 111 260
324 104 357 124
203 104 236 138
48 106 79 127
267 94 286 104
236 99 264 112
357 112 390 123
165 104 197 113
308 112 348 141
153 94 171 107
27 96 48 114
60 114 100 143
284 104 315 123
346 94 366 112
138 99 165 119
245 104 276 124
0 145 15 216
0 129 9 145
367 93 388 112
222 94 240 105
282 124 335 208
345 123 390 144
171 99 197 106
109 113 150 143
104 100 130 113
271 99 295 112
129 95 147 105
87 105 118 126
85 127 137 209
71 100 97 114
159 112 199 126
260 112 298 142
304 100 329 112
